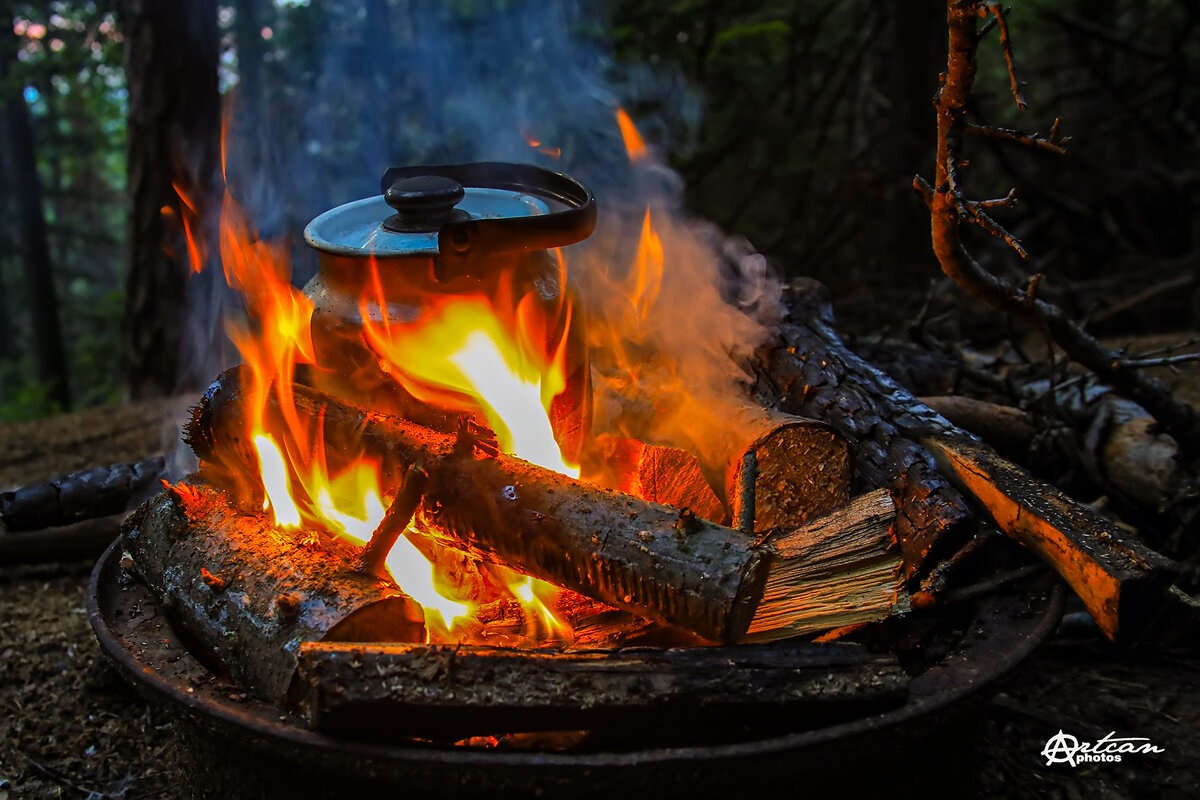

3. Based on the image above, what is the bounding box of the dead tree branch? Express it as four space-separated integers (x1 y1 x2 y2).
918 0 1200 457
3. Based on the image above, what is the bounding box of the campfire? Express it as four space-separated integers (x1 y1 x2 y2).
97 116 1168 752
108 131 926 737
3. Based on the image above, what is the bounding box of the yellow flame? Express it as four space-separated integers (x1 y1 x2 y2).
449 330 579 477
361 296 578 478
253 435 301 527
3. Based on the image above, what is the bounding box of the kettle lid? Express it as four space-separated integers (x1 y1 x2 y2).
304 162 596 259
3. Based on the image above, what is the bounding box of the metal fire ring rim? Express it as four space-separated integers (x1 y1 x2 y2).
88 537 1065 770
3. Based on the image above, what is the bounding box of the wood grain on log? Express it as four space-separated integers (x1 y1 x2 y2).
746 489 907 642
294 641 909 740
593 378 851 531
582 434 725 523
122 486 425 703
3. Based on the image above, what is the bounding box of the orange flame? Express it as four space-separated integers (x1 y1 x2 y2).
179 164 579 643
616 108 647 161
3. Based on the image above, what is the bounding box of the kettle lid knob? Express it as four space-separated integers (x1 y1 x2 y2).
383 175 465 232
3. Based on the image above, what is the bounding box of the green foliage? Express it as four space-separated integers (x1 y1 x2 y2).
0 0 127 419
0 360 63 421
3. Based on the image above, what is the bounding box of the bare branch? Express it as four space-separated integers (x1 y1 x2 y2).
986 2 1027 109
964 121 1070 154
921 0 1200 456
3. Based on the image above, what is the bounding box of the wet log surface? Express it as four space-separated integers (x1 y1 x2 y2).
757 280 975 577
121 486 425 703
922 433 1175 641
294 640 908 741
0 457 164 532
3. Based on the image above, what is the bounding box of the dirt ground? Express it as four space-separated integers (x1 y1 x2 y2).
1 397 1198 799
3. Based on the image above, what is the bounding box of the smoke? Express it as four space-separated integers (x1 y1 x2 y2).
192 0 782 470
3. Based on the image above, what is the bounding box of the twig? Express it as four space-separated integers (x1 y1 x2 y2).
986 2 1027 109
964 121 1070 154
1123 353 1200 370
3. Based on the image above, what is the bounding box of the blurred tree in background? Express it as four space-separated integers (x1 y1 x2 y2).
0 0 1196 418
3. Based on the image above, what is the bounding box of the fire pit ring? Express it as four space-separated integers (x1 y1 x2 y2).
89 538 1064 798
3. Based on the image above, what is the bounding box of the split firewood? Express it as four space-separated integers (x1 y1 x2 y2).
762 280 975 577
743 489 907 641
582 434 726 523
294 640 908 741
920 433 1174 641
0 456 165 532
121 485 426 703
187 367 903 643
593 377 851 531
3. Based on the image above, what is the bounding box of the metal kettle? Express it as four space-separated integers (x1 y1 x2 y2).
302 162 596 462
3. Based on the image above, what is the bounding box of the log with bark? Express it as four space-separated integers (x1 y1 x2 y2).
592 376 852 531
122 484 426 703
764 280 1176 641
185 367 905 643
1 457 165 532
759 280 975 577
293 640 908 741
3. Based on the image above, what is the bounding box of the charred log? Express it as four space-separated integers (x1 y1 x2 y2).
0 457 165 532
122 485 425 703
0 514 124 565
294 641 908 741
593 380 851 531
760 279 976 577
186 368 904 643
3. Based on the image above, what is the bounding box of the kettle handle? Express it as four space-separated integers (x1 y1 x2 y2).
379 162 596 259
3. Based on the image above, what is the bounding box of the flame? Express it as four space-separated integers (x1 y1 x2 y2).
179 154 581 644
616 108 647 161
522 130 562 159
359 265 579 478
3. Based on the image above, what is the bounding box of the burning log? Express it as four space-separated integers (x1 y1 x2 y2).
187 368 904 643
594 380 852 531
583 434 725 523
0 456 165 532
122 485 426 703
294 640 908 741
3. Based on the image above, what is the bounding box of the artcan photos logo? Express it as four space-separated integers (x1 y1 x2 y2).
1041 730 1165 767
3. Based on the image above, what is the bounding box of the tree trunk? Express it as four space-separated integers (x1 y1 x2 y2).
119 0 221 399
0 4 71 410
